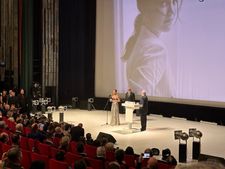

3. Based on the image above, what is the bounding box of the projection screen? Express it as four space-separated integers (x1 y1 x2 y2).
95 0 225 107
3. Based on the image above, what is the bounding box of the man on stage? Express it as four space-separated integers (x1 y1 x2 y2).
125 88 135 102
139 90 148 131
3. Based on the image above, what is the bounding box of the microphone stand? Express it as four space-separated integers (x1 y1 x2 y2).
103 95 111 125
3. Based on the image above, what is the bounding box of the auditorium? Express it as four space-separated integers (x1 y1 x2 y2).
0 0 225 169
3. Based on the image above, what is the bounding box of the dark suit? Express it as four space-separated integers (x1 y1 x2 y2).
139 95 148 131
125 92 135 102
70 126 84 141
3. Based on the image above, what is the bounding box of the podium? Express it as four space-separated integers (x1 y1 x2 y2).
122 101 142 129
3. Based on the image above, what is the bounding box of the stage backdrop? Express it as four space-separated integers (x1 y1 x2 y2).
95 0 225 108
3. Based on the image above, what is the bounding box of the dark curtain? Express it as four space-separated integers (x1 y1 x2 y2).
20 0 42 98
21 0 34 96
59 0 96 104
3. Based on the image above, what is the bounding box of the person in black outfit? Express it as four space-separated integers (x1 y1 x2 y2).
125 88 135 102
139 90 148 131
70 123 84 141
17 88 28 115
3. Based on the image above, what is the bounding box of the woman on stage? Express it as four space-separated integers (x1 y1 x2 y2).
110 89 120 125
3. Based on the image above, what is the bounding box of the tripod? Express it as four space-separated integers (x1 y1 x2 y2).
103 97 111 125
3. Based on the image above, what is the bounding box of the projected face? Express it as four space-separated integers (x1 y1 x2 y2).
138 0 179 34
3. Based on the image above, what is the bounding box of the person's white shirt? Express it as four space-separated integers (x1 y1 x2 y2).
125 25 174 97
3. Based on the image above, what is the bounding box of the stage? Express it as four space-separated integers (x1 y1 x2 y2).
46 109 225 162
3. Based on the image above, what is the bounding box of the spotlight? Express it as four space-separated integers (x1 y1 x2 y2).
88 98 94 103
87 98 96 111
194 130 202 139
72 97 79 109
162 148 171 160
58 106 65 123
174 130 182 140
174 130 188 163
58 106 64 112
47 106 53 120
189 128 197 137
180 132 189 141
189 128 203 139
189 128 203 160
72 97 78 102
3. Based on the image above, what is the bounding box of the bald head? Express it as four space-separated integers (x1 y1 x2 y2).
147 157 158 169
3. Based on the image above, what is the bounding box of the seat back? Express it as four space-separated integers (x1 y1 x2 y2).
158 160 176 169
65 152 82 166
28 138 39 152
106 151 115 162
69 141 78 153
38 143 51 157
50 147 64 159
87 157 104 169
52 137 61 147
20 136 29 150
31 152 49 169
124 154 136 168
85 144 97 158
2 143 11 153
49 159 69 169
21 149 31 169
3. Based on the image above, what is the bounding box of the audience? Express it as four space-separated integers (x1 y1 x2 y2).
0 88 182 169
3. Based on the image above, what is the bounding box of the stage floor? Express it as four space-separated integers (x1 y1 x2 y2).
47 109 225 162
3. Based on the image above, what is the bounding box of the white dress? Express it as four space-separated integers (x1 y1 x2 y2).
110 101 120 126
126 25 174 97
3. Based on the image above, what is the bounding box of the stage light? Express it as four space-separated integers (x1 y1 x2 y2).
88 98 94 103
180 132 189 141
162 148 171 160
194 130 202 139
47 106 54 120
174 130 189 163
189 128 203 139
189 128 203 160
72 97 78 102
72 97 79 109
87 98 96 111
58 106 65 123
174 130 182 140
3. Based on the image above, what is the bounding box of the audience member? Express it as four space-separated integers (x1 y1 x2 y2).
0 132 9 144
59 135 70 152
70 123 84 141
147 157 158 169
107 161 120 169
86 133 93 145
29 160 45 169
74 159 87 169
2 147 23 169
77 142 87 157
125 146 135 155
96 137 108 158
55 151 65 161
105 142 115 152
115 149 128 169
